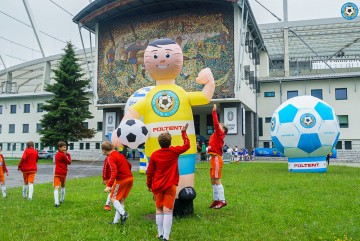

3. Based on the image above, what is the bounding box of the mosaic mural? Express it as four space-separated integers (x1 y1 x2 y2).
98 5 234 104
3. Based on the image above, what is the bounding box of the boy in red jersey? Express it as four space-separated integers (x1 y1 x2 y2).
102 141 133 225
0 147 9 198
102 156 112 211
207 104 228 209
18 141 38 200
147 123 190 241
53 141 72 207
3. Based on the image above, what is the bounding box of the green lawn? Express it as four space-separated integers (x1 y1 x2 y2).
1 162 359 241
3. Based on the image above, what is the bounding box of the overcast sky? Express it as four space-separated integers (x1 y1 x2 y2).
0 0 352 69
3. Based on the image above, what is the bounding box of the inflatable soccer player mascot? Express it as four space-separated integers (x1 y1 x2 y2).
113 38 215 216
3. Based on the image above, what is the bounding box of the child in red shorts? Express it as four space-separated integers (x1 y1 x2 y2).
0 147 9 198
147 123 190 241
102 156 112 211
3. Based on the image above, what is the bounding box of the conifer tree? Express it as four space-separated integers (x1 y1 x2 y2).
40 42 95 147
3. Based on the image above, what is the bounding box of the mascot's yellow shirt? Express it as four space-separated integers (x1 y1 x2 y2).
131 84 209 175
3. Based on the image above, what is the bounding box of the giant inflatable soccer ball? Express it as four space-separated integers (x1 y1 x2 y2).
116 119 149 149
270 96 340 172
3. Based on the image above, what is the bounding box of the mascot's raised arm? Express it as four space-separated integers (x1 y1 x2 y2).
112 38 215 216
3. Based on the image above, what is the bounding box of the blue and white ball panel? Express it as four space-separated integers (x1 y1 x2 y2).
295 109 321 133
314 102 334 120
318 120 341 146
276 122 301 148
278 104 298 123
288 156 327 172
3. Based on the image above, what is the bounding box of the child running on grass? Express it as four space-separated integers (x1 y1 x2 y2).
0 147 9 198
53 141 72 207
146 123 190 241
207 104 228 209
102 141 133 225
102 156 112 211
18 141 38 200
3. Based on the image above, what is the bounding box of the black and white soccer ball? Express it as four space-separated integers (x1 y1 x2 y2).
158 94 173 110
116 119 149 149
345 5 356 17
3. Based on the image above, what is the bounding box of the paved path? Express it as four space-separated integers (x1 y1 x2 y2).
5 160 140 188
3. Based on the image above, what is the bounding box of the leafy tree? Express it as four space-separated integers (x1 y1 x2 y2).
40 42 95 147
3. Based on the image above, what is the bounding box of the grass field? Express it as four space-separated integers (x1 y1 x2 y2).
5 158 54 166
0 162 359 241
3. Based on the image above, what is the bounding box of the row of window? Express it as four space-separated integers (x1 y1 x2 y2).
0 142 102 151
0 103 44 114
0 122 103 134
262 140 352 150
264 88 348 100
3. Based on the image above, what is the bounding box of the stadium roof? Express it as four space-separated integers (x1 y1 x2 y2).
259 17 360 61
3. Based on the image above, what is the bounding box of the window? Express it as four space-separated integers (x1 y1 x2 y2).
85 143 90 150
40 143 44 150
263 142 270 148
258 118 263 136
338 115 348 128
0 124 2 134
287 91 298 99
206 114 214 135
336 141 342 149
311 89 323 100
35 143 39 150
264 92 275 97
7 143 11 151
12 143 16 151
69 143 74 150
97 122 103 131
23 124 29 133
83 122 89 129
21 143 25 151
36 123 42 132
0 105 2 114
79 143 84 150
335 88 347 100
37 103 44 112
345 141 352 150
95 143 100 149
265 117 272 123
244 65 250 80
9 124 15 133
24 104 30 113
10 105 16 114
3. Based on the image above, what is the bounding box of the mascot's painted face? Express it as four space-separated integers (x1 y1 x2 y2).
144 39 183 81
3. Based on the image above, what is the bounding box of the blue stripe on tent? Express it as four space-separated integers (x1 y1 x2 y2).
289 168 327 173
178 154 196 175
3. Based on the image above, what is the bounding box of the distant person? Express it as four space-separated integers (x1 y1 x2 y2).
53 141 72 207
18 141 38 200
201 142 207 161
207 104 228 209
0 147 9 198
250 147 255 161
102 141 133 225
326 152 331 165
147 123 190 241
102 156 112 211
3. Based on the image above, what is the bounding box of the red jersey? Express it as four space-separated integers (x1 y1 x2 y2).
0 154 8 174
207 109 226 156
54 151 72 176
147 131 190 194
102 156 111 181
18 147 38 172
107 151 133 187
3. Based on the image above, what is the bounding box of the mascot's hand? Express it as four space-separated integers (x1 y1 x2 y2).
196 67 214 85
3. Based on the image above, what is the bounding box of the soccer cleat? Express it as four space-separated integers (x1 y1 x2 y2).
120 212 128 225
28 198 32 201
60 199 64 203
109 221 119 225
55 204 59 208
214 201 227 209
209 200 219 208
156 235 163 240
104 205 112 211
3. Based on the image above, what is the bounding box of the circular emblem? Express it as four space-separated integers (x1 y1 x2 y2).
108 115 113 124
152 90 179 117
270 117 276 132
227 111 234 121
341 2 358 20
300 113 316 128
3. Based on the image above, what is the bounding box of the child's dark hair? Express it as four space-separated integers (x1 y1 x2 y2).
220 123 228 134
158 132 172 148
57 141 67 148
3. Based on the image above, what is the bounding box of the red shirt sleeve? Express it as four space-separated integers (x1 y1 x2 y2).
212 109 224 136
146 157 155 189
107 155 117 187
170 131 190 154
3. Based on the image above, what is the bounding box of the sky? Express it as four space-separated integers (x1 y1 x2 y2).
0 0 352 69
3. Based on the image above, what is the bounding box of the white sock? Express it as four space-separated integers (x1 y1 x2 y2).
1 185 6 197
113 200 125 215
22 185 28 198
60 188 65 202
217 184 225 201
113 211 121 223
28 184 34 199
105 194 111 206
54 189 59 205
212 184 219 201
156 214 164 237
163 213 173 240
